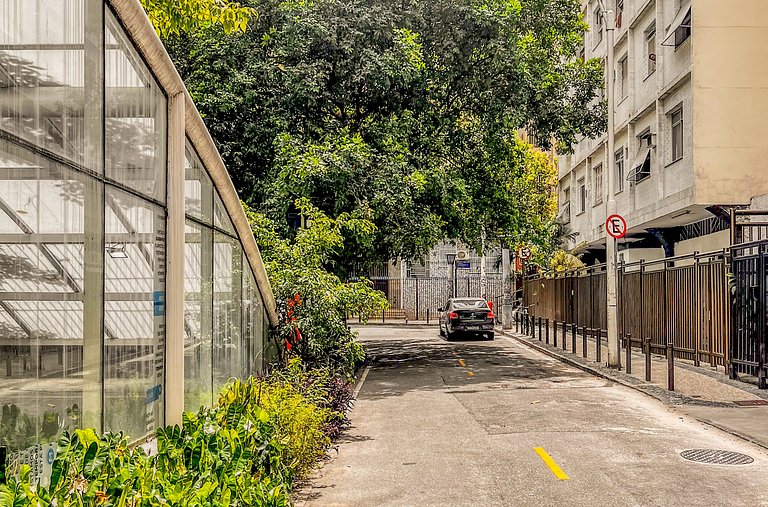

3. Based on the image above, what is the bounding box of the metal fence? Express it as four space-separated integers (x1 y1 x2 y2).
361 275 505 321
523 251 730 367
730 240 768 388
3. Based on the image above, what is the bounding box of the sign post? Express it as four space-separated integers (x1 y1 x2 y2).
606 212 625 368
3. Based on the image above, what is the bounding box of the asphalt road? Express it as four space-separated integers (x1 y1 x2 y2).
300 326 768 507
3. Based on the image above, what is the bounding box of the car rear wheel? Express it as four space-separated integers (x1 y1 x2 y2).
486 333 495 341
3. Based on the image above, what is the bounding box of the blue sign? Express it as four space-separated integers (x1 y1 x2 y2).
456 260 471 269
145 384 162 404
153 291 166 317
46 448 55 465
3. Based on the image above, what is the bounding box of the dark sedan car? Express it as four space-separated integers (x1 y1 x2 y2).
438 298 495 341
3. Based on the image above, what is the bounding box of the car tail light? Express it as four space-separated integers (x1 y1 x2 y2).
449 312 459 319
487 311 495 319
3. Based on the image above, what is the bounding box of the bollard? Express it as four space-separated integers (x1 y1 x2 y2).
571 324 577 353
595 328 601 363
553 321 557 348
382 309 385 324
644 337 652 382
625 334 632 375
426 308 430 324
545 319 550 345
538 317 543 341
582 327 588 358
667 341 675 391
562 322 567 351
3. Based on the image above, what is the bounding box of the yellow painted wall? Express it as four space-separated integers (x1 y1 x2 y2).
693 0 768 204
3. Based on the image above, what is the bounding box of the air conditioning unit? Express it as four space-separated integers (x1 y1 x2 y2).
456 250 470 261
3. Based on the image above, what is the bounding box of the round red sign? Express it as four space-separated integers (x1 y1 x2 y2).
605 214 627 239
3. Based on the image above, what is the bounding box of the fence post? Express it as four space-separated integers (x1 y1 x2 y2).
545 319 550 345
572 324 577 353
693 255 701 367
415 278 420 321
553 321 558 348
582 327 588 358
667 341 675 391
538 317 543 341
625 334 632 375
598 328 603 363
644 337 652 382
562 321 567 351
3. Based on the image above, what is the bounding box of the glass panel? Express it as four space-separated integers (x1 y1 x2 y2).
213 231 242 394
242 262 264 376
103 187 165 441
0 0 103 172
214 192 236 236
185 143 213 224
184 219 213 410
104 8 166 202
0 139 97 453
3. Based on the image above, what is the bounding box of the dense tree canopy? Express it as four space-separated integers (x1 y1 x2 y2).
165 0 604 273
141 0 253 37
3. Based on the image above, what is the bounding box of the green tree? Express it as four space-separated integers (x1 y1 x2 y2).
142 0 253 37
166 0 604 271
245 199 388 374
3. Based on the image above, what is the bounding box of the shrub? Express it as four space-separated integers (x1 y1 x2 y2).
0 363 353 506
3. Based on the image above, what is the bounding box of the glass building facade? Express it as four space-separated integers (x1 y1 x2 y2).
0 0 276 452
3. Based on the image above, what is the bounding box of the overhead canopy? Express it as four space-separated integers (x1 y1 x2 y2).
662 2 692 47
627 147 651 183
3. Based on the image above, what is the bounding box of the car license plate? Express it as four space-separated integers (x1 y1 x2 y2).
466 325 480 330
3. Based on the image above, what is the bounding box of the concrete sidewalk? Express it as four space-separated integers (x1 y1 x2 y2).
502 327 768 450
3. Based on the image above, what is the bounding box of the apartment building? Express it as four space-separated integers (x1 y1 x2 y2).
558 0 768 263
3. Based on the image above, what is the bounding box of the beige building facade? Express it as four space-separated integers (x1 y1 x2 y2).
558 0 768 262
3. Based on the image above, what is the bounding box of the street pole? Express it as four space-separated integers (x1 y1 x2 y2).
600 0 620 368
501 245 512 329
480 229 487 299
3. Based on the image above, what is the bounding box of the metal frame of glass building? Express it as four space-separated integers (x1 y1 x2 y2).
0 0 278 451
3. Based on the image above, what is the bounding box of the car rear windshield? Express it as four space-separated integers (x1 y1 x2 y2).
452 299 489 309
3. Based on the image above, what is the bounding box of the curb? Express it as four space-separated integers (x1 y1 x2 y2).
497 329 735 408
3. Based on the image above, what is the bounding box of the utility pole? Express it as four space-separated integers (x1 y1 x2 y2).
501 244 512 329
598 0 620 368
480 229 487 299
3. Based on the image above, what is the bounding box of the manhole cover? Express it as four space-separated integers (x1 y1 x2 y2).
680 449 754 465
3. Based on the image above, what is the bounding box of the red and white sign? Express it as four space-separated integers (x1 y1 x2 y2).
518 247 532 260
606 214 627 239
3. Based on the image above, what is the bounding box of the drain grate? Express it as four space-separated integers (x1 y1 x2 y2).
680 449 754 465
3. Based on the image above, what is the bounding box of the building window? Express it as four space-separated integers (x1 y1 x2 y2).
619 55 629 99
645 23 657 76
671 107 684 162
578 178 587 213
593 164 603 205
675 8 692 48
593 6 603 46
615 148 625 193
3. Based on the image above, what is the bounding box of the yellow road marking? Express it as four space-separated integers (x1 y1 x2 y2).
466 371 475 377
458 359 466 367
534 447 569 480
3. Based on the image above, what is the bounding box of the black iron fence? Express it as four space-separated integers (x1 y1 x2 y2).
730 240 768 388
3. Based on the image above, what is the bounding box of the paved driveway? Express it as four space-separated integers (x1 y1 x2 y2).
299 326 768 507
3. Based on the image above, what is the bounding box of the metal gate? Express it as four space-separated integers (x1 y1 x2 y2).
730 240 768 388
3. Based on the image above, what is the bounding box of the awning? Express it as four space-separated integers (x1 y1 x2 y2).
627 147 651 182
662 2 692 47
